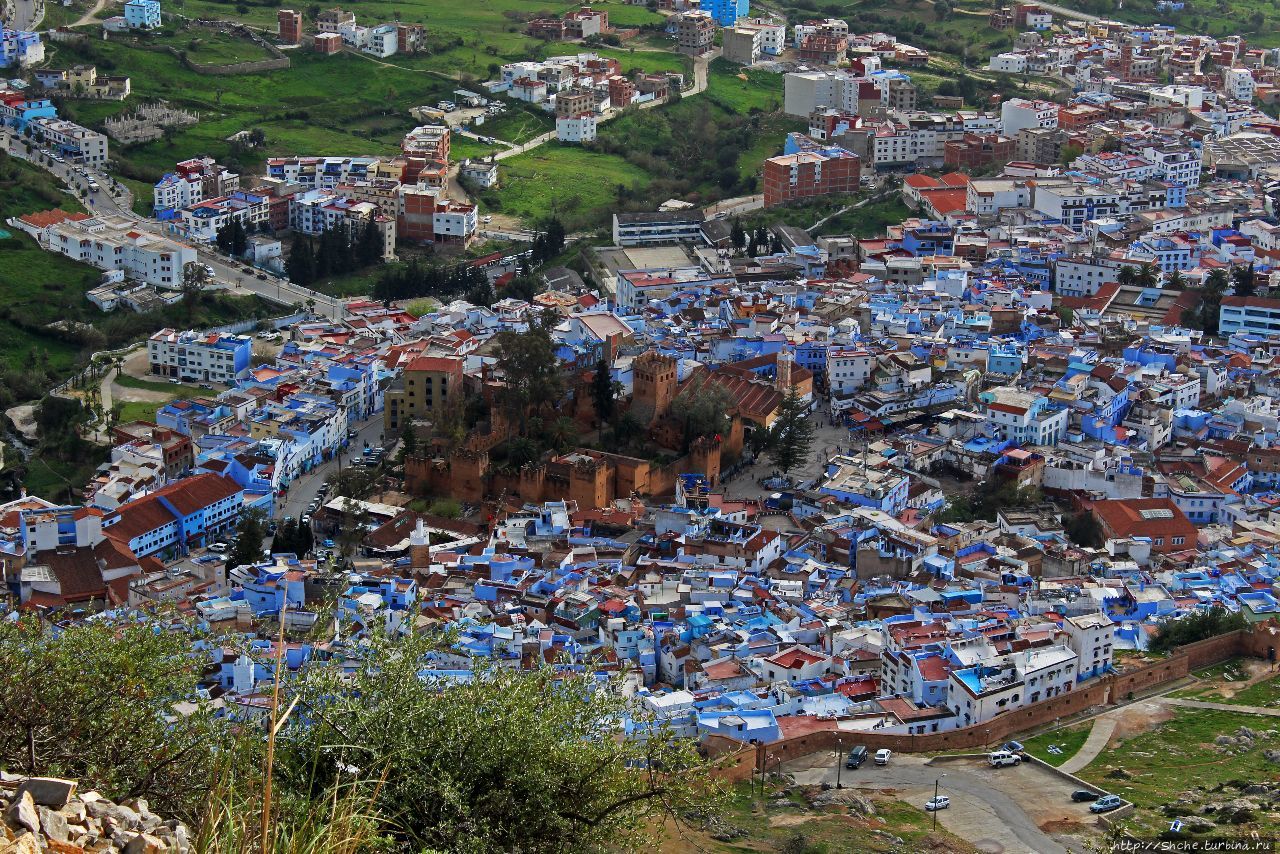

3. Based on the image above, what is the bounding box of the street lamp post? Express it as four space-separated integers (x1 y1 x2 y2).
835 737 843 789
933 773 947 831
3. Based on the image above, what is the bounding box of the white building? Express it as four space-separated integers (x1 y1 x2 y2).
177 192 271 242
784 69 859 117
148 327 252 384
432 203 478 243
28 213 198 288
966 178 1032 217
1141 145 1202 188
988 52 1028 73
1054 256 1119 297
826 348 875 396
1223 67 1256 103
1062 612 1113 681
556 113 597 143
981 386 1070 446
1000 98 1058 137
30 117 107 165
459 159 499 188
1032 183 1121 231
364 24 398 57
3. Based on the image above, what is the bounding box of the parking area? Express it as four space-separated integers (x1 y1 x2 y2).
782 752 1103 854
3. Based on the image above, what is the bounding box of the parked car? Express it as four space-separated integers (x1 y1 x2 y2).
844 746 868 769
923 796 950 812
208 542 228 553
1071 790 1100 803
1001 741 1024 753
256 272 268 280
168 377 181 385
1090 795 1123 813
199 383 214 390
988 751 1021 768
874 749 892 766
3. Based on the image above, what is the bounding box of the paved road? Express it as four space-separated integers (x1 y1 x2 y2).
786 753 1080 854
276 416 386 522
2 130 347 319
703 194 764 219
1160 697 1280 717
9 0 42 29
1033 1 1099 22
1059 718 1117 775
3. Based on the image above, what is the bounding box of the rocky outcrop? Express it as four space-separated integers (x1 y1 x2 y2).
0 776 191 854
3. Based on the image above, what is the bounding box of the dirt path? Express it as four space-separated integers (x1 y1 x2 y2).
74 0 108 26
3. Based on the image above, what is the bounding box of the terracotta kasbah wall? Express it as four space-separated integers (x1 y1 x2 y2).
706 622 1280 774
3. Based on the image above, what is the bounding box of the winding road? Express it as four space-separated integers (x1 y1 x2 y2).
785 753 1085 854
9 0 42 30
1 129 346 320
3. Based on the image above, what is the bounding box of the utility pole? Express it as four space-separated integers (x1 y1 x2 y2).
835 737 843 789
933 773 947 830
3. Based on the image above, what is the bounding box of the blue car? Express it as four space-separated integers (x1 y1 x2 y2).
323 539 336 548
1090 795 1123 813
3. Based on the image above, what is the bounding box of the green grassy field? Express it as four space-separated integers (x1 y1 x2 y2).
735 114 806 179
115 400 167 424
820 197 914 238
675 781 977 854
149 27 279 66
1077 707 1280 836
705 59 784 113
168 0 637 75
117 175 158 217
451 135 504 161
54 41 460 179
478 105 556 146
113 373 206 394
542 43 690 76
481 142 649 225
38 0 90 29
0 155 99 373
1171 659 1280 708
23 448 109 503
1018 723 1093 767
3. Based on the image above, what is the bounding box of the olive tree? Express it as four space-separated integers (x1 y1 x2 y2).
274 629 724 852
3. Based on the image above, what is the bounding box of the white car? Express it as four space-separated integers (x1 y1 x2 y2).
208 542 228 553
988 750 1021 768
874 748 892 766
924 796 950 811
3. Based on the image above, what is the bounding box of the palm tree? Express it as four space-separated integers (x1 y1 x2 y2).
1205 268 1230 295
1135 264 1159 289
1116 265 1138 287
1165 269 1186 291
547 415 579 453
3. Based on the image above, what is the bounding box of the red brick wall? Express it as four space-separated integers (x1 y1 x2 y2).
763 154 861 208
